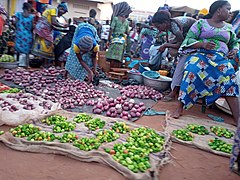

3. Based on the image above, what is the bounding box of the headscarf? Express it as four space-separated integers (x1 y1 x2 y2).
58 2 68 12
0 3 7 16
78 36 94 52
198 8 208 16
111 2 132 18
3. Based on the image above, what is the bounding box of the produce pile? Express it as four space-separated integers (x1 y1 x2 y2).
0 111 171 179
0 93 60 126
1 67 161 121
166 114 236 157
0 55 15 62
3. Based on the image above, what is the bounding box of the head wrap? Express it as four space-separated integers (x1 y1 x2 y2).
78 36 94 52
198 8 208 16
112 2 132 18
0 3 7 16
58 2 68 12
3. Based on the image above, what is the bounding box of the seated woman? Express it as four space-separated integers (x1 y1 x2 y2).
65 23 99 83
169 0 239 173
152 11 196 101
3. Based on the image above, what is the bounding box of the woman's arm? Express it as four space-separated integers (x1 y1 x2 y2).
76 53 94 83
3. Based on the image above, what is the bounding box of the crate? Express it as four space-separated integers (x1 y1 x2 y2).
97 51 110 73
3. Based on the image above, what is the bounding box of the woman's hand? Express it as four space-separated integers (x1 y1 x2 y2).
87 70 94 84
158 44 167 52
227 49 238 59
202 41 216 50
92 68 99 76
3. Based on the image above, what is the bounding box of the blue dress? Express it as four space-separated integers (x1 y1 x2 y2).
15 12 34 54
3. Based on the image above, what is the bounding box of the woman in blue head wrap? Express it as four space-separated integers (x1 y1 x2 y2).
32 1 68 66
65 23 100 83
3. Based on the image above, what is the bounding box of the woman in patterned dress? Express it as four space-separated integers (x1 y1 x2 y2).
152 11 196 101
14 3 34 67
171 1 239 174
31 2 68 65
106 2 132 68
65 23 100 83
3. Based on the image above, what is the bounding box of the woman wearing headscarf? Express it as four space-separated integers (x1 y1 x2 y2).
31 2 68 65
65 23 100 83
106 1 132 68
13 2 34 67
171 1 239 122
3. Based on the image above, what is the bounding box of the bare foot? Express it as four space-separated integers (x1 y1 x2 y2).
170 108 183 119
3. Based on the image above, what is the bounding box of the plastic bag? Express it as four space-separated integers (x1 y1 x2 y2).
149 52 163 71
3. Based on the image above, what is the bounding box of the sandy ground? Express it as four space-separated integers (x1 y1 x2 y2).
0 99 238 180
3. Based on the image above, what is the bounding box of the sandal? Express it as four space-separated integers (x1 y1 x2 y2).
162 96 174 102
231 163 240 176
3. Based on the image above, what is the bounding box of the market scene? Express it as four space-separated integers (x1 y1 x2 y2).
0 0 240 179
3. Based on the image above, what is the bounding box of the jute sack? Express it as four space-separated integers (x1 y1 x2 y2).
0 110 172 180
165 111 236 157
0 93 61 126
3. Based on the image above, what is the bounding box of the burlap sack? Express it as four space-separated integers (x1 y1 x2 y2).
0 93 61 126
0 110 171 180
165 111 236 157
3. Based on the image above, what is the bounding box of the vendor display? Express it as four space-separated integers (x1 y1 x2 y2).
166 113 235 157
0 111 171 179
1 67 159 122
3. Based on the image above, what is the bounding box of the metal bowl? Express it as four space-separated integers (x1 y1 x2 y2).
127 72 143 84
0 61 19 69
143 74 172 92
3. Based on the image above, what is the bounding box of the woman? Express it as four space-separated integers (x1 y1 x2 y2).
31 2 68 66
14 2 34 67
54 25 76 68
138 19 159 60
65 23 100 83
106 2 132 68
171 2 239 172
152 11 196 101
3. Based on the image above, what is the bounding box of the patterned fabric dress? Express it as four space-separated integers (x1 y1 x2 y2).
179 19 239 110
31 8 56 60
138 28 159 60
65 23 99 81
15 12 34 54
106 16 129 62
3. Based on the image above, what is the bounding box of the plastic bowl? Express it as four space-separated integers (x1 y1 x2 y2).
0 62 19 69
127 72 143 84
142 74 172 92
142 71 160 79
138 63 149 73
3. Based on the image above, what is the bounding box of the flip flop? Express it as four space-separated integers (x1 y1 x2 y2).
162 96 174 102
231 164 240 176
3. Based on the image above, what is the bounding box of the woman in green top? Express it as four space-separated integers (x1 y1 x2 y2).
106 2 132 68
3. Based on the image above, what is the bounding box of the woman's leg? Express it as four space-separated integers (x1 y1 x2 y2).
170 100 184 118
225 96 240 124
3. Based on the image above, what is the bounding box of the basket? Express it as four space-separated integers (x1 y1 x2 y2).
127 72 143 84
142 73 172 92
0 62 19 69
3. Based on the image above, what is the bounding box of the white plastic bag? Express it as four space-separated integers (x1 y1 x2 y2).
19 53 27 67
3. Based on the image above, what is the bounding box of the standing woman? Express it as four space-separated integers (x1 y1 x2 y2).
31 2 68 66
14 2 34 67
106 2 132 68
65 23 100 83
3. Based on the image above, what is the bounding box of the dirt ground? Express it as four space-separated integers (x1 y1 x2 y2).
0 98 238 180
